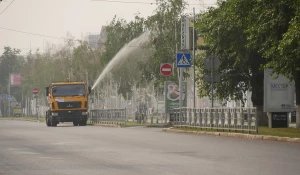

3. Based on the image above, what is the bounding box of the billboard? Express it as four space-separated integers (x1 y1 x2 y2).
263 69 294 112
10 74 21 86
165 81 187 113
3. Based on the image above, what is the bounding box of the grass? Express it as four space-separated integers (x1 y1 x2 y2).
172 126 300 138
258 126 300 138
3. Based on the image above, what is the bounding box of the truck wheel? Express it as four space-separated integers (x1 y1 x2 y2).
79 121 87 126
73 121 78 126
46 118 51 126
51 120 57 127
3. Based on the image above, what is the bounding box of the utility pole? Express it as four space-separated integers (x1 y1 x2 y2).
193 7 196 109
7 75 10 117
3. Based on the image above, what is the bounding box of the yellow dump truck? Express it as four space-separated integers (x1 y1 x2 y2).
13 107 22 117
45 79 91 127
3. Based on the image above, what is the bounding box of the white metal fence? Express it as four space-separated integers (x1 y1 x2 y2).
171 107 258 134
89 109 127 125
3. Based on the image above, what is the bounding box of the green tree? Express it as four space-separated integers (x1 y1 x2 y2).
245 0 300 127
143 0 186 93
195 0 268 125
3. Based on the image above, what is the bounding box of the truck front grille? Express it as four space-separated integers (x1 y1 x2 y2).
57 102 82 109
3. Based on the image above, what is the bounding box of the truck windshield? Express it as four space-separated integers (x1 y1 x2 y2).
52 84 85 97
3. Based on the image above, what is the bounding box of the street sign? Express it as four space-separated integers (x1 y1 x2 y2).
204 74 221 83
204 56 220 70
176 53 191 68
160 63 173 76
7 95 13 100
32 88 39 95
0 94 6 99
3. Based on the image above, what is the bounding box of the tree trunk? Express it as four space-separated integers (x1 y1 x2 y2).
296 105 300 128
250 53 268 126
251 74 268 126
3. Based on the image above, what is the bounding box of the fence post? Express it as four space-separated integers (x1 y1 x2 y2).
189 108 192 127
234 108 237 132
247 108 251 134
215 109 219 130
199 109 203 128
240 108 244 133
194 109 197 127
227 109 231 132
125 108 127 127
204 109 207 128
221 108 225 132
210 109 214 130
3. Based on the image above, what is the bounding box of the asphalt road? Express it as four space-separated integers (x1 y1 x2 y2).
0 120 300 175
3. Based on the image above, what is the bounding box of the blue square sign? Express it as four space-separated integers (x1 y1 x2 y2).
176 53 191 68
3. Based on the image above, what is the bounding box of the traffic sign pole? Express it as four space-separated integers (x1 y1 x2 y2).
8 74 10 117
32 88 39 119
211 56 214 108
193 7 196 108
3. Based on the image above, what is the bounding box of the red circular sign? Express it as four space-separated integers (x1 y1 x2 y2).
160 63 173 76
32 88 39 94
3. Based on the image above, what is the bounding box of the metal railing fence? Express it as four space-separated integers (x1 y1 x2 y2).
89 109 127 126
171 107 258 134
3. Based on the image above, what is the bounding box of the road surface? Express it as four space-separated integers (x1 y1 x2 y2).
0 120 299 175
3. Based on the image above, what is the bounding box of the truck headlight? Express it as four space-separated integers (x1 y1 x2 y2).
52 112 58 116
82 112 88 115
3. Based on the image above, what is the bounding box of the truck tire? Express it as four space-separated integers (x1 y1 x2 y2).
46 111 51 127
73 121 78 126
46 118 51 126
51 120 57 127
79 121 87 126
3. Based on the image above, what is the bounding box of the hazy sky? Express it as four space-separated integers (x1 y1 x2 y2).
0 0 217 55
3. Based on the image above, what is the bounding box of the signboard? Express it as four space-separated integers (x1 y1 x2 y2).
165 81 187 113
176 53 191 68
270 112 288 128
264 69 295 112
10 74 21 86
32 88 39 95
160 63 173 76
204 56 220 70
180 17 190 50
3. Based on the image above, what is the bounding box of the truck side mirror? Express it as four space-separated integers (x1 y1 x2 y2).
46 87 49 96
88 87 92 94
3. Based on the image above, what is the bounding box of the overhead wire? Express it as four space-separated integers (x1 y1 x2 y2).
91 0 154 5
91 0 216 6
0 0 216 46
0 26 80 41
0 0 15 15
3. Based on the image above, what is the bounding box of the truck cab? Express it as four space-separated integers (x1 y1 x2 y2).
45 80 91 127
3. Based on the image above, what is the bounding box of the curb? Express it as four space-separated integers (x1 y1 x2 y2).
93 124 120 128
162 128 300 143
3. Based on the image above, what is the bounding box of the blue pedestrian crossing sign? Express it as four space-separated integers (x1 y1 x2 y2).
176 53 191 68
0 94 6 100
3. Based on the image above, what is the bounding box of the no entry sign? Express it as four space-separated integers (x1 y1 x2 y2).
32 88 39 95
160 63 173 76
